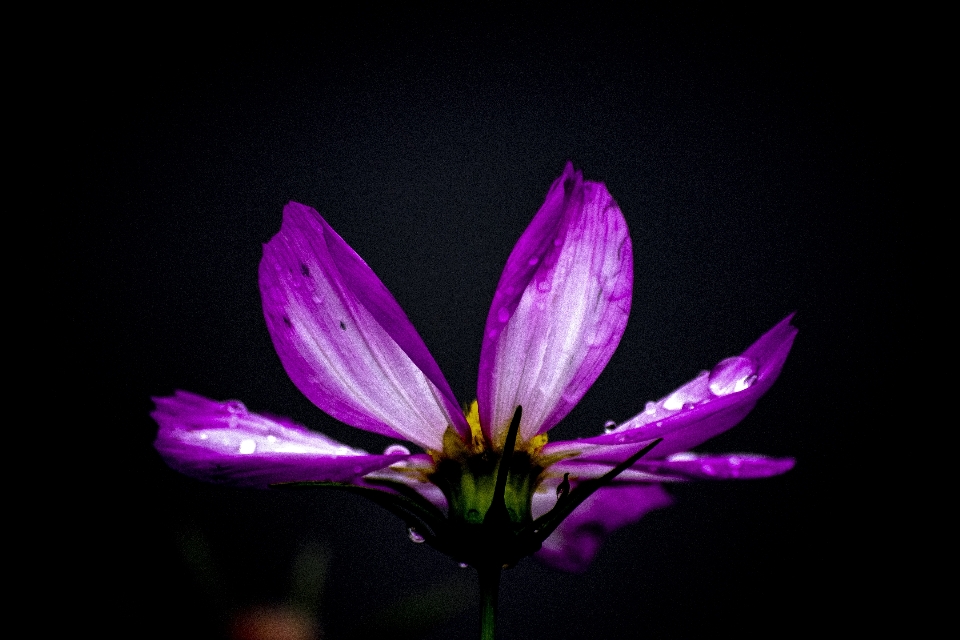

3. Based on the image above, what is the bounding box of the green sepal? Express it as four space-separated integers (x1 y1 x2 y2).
521 438 663 543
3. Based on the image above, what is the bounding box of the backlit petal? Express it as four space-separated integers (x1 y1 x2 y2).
259 202 467 450
551 451 795 480
478 164 632 443
543 315 797 458
533 483 674 572
152 391 407 489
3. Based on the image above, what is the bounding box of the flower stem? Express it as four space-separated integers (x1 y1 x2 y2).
478 565 502 640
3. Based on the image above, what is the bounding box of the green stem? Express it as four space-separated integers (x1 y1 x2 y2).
478 565 501 640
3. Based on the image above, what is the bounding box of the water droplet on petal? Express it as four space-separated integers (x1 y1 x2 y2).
644 402 656 414
238 439 256 454
537 279 551 293
497 306 510 323
682 402 697 411
225 400 247 415
603 420 617 434
267 435 277 443
199 433 209 440
585 328 601 346
708 357 758 396
553 237 563 247
384 444 410 456
663 392 685 411
408 528 425 543
458 562 469 568
528 256 539 266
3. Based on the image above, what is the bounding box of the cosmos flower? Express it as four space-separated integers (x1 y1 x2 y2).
153 163 796 575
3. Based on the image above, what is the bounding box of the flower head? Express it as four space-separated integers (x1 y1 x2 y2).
153 163 796 572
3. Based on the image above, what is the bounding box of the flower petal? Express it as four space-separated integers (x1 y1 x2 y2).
533 483 674 572
651 453 795 479
259 202 468 450
542 315 797 457
152 391 408 489
478 164 633 443
551 451 795 480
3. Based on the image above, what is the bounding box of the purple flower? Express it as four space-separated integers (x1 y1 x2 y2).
153 163 796 573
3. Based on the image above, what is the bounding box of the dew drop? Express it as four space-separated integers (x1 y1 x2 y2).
238 439 256 454
585 328 601 346
682 402 697 411
603 420 617 434
267 435 277 443
644 401 656 414
408 528 425 543
497 306 510 323
458 562 469 569
708 357 758 396
384 444 410 456
553 237 563 247
199 433 209 440
662 392 685 411
528 256 539 266
225 400 247 415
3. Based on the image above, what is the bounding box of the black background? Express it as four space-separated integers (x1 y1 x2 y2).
74 8 898 639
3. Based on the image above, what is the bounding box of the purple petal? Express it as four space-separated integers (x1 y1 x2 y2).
478 164 633 443
534 483 674 572
649 453 795 479
551 451 795 481
543 315 797 457
259 202 468 450
363 454 449 512
152 391 409 489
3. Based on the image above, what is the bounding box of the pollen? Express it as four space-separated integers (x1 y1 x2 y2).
464 400 485 453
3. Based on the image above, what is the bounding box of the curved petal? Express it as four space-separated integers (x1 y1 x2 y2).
259 202 468 451
533 483 674 572
478 164 633 443
152 391 409 489
542 315 797 458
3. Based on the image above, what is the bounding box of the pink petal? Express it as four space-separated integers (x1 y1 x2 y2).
259 202 468 450
542 315 797 457
551 452 796 480
363 454 449 512
533 483 674 572
152 391 409 489
477 164 633 443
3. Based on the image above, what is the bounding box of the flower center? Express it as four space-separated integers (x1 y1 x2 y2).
423 402 563 567
430 401 547 527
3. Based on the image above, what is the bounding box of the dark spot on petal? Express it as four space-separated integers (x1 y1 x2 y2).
300 263 311 277
282 316 292 327
340 320 346 330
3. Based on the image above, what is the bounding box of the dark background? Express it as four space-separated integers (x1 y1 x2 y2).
74 8 898 639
